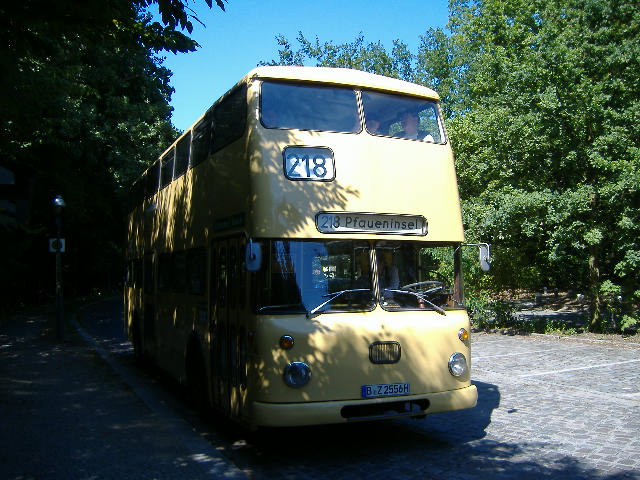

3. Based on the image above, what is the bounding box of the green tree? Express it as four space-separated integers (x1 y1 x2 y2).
263 32 415 82
442 0 640 330
0 0 227 306
264 1 639 330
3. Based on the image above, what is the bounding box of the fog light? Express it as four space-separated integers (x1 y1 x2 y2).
448 352 468 377
283 362 311 388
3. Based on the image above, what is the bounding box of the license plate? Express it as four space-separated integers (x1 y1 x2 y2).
361 382 410 398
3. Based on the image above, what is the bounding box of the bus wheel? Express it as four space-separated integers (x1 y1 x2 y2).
186 344 208 414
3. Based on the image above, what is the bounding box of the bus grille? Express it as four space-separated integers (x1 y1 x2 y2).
369 341 401 364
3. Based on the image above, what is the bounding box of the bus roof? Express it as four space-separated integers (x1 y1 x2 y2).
246 66 440 100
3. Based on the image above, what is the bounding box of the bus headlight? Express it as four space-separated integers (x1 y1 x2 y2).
448 352 468 377
283 362 311 388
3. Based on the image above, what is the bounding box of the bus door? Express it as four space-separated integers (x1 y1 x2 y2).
210 238 246 419
211 242 229 415
228 237 247 418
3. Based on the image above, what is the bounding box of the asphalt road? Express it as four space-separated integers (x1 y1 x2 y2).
78 296 640 480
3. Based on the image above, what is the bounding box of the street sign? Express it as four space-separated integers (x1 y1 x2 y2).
49 238 66 253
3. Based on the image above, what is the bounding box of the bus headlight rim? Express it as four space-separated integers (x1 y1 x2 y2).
283 361 311 388
448 352 468 377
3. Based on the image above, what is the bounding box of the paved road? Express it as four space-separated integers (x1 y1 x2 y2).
78 297 640 480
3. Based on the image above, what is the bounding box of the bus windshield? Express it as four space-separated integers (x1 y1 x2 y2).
256 240 375 315
375 243 461 313
261 82 360 133
361 91 445 143
255 240 463 315
260 81 445 143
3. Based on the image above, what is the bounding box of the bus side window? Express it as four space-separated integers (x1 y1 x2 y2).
212 85 247 153
187 247 206 296
145 162 160 199
158 253 172 292
172 251 187 293
160 149 174 189
191 113 211 168
174 133 191 178
143 254 154 294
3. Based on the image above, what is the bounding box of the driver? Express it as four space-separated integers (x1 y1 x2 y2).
377 252 399 290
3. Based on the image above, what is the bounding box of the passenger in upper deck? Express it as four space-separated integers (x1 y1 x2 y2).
398 110 434 142
366 118 382 135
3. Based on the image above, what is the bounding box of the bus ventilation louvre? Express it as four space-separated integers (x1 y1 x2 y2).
369 341 401 364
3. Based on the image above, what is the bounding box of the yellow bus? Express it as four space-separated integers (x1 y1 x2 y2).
125 66 479 428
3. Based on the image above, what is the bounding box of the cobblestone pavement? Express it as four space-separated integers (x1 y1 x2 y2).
220 333 639 480
7 297 638 480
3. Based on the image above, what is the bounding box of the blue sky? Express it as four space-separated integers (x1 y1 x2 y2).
157 0 450 131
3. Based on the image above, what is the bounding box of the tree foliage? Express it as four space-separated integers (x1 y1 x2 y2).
262 32 416 83
265 0 640 330
445 0 640 330
0 0 226 306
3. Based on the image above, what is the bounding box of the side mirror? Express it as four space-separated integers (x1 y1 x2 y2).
246 238 262 271
463 243 491 272
478 243 491 272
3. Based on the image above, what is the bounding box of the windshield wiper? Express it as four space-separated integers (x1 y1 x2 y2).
383 289 447 316
307 289 372 318
258 303 305 314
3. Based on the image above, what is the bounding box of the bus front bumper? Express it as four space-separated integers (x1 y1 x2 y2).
251 384 478 427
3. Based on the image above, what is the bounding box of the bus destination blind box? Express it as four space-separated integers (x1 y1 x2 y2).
316 212 427 236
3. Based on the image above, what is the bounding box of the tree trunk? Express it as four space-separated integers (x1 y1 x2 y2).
588 242 601 332
588 193 601 332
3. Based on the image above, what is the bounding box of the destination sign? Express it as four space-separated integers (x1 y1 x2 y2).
316 212 427 236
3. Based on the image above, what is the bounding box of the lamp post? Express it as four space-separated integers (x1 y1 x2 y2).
53 195 66 340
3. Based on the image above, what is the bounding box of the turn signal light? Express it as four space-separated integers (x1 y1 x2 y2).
279 335 294 350
458 328 469 342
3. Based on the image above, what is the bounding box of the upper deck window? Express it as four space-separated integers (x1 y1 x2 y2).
191 112 211 167
261 81 360 133
174 133 191 178
212 85 247 153
361 91 445 144
145 162 160 198
160 149 174 189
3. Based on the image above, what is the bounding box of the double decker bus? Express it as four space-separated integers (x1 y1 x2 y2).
125 66 478 428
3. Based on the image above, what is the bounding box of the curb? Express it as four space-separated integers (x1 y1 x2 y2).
71 316 248 480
